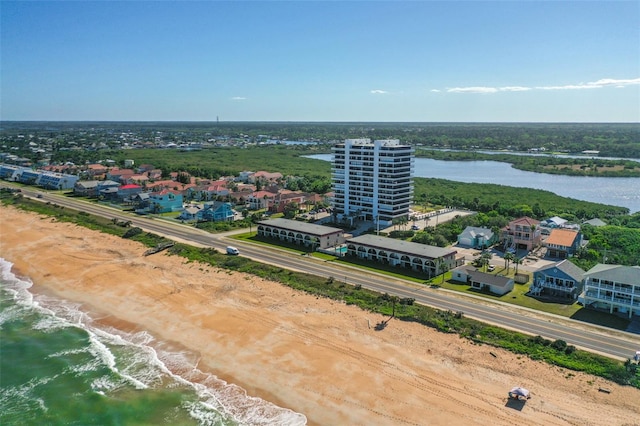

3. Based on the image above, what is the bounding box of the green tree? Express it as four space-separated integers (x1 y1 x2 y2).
283 201 299 219
504 252 515 272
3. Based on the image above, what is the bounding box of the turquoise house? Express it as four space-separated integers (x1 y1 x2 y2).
201 201 235 222
148 190 183 213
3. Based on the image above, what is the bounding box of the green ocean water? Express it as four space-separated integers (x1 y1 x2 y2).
0 258 306 426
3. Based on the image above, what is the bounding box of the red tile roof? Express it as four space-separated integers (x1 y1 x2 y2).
545 229 579 247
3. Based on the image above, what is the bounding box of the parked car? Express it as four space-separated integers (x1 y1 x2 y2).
411 224 420 231
488 265 495 272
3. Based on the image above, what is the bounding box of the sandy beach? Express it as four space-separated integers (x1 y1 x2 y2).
1 206 639 426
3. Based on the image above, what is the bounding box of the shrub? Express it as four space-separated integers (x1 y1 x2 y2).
122 227 143 239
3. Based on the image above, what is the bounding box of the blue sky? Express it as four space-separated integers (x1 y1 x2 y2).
1 1 638 122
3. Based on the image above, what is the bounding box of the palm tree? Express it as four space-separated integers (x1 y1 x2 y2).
439 260 449 284
390 295 400 318
480 251 492 272
504 252 515 273
514 257 522 275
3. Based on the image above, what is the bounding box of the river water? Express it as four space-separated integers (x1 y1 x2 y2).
307 154 640 214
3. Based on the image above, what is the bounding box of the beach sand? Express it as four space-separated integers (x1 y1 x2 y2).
1 206 639 426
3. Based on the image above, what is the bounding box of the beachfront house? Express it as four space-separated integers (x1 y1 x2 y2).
73 180 101 197
147 190 183 213
579 264 640 319
201 201 235 222
451 266 514 295
530 260 586 300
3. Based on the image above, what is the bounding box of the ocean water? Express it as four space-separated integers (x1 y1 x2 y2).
0 258 306 426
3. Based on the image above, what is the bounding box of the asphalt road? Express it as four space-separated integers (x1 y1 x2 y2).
4 186 639 361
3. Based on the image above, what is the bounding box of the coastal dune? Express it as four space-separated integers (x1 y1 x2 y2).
1 206 639 426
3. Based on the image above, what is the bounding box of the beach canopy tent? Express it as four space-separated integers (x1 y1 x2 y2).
508 387 531 400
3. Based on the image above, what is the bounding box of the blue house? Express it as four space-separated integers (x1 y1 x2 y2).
178 201 235 222
457 226 497 249
148 190 183 213
530 260 586 300
201 201 235 222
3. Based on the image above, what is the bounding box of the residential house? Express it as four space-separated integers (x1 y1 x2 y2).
117 184 143 202
501 216 541 252
136 164 155 173
96 180 121 199
107 168 135 184
238 171 255 182
541 216 568 228
530 260 586 300
271 190 308 213
579 264 640 318
132 192 151 211
544 229 583 259
96 180 120 192
127 174 150 186
73 180 101 197
179 205 202 222
248 190 277 210
86 163 108 178
583 218 607 227
250 171 283 184
147 169 163 181
201 201 235 222
200 180 230 200
148 190 183 213
451 265 477 282
457 226 497 249
146 179 177 192
452 266 514 295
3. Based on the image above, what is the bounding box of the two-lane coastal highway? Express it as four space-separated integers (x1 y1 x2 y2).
4 185 639 361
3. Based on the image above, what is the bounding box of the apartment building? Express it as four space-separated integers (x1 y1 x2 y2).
332 139 414 227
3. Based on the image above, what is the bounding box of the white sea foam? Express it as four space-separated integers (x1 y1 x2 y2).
0 258 308 425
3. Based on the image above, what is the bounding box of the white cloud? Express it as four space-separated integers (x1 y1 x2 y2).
370 89 388 94
447 86 531 93
430 89 441 93
231 96 247 100
537 78 640 90
446 77 639 94
500 86 532 92
448 87 499 94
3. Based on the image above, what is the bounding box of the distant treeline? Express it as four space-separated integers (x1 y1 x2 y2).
415 150 640 177
3 121 639 159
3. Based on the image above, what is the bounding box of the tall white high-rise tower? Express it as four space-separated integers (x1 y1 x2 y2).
331 138 414 227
